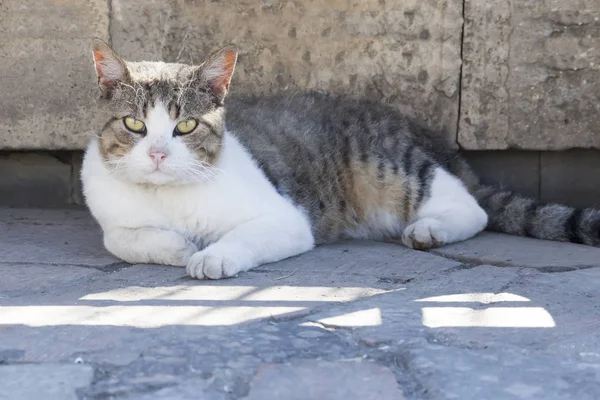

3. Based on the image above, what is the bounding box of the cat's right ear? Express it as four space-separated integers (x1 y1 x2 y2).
91 38 129 96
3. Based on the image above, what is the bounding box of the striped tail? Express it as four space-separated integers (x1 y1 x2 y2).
473 185 600 246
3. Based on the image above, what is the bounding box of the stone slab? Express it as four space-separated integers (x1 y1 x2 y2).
401 343 600 400
431 232 600 269
111 0 462 143
0 0 109 150
0 263 100 297
0 364 93 400
460 0 600 150
0 207 96 226
306 265 600 357
243 360 404 400
255 240 461 285
1 207 600 399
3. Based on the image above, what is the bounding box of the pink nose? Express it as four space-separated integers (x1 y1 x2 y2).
149 151 167 164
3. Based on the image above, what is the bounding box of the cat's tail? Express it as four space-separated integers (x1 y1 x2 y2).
448 157 600 246
472 185 600 246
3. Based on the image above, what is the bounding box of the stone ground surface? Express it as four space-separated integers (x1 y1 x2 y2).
1 208 600 399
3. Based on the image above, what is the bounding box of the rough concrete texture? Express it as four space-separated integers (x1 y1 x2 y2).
0 364 94 400
460 0 600 150
0 0 109 150
110 0 463 143
1 208 600 399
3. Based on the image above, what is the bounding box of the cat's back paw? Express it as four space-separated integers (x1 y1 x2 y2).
401 217 448 250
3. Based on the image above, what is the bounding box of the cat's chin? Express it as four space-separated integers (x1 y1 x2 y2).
118 170 198 187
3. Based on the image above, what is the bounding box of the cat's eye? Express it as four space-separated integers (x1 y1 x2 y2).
123 117 146 134
175 119 198 135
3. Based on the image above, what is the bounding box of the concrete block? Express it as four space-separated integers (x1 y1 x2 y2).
0 153 72 206
541 149 600 208
464 150 540 199
0 0 109 150
460 0 600 150
110 0 463 142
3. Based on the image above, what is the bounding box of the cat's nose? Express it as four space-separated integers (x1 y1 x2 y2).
149 151 167 165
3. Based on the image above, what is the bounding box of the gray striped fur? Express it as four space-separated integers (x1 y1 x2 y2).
93 40 600 248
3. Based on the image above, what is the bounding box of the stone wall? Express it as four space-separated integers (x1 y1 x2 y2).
460 0 600 150
1 0 598 151
1 0 600 207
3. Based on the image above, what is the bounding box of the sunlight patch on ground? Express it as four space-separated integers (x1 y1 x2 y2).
415 293 530 304
80 285 390 302
310 308 383 327
421 307 556 328
0 285 393 328
0 305 306 327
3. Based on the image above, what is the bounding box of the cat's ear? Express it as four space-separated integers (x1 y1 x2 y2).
200 45 238 104
91 38 129 96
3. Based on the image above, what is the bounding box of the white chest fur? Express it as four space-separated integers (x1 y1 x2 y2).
81 132 315 276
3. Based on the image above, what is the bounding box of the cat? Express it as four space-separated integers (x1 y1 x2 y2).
82 38 600 280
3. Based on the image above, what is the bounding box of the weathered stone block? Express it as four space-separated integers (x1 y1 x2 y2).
0 0 109 150
540 149 600 208
0 153 72 206
463 150 540 199
460 0 600 150
111 0 463 142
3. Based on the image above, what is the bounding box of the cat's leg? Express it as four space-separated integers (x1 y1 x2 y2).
401 167 488 250
186 212 314 279
104 227 198 266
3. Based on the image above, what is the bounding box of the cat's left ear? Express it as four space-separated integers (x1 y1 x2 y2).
200 45 238 104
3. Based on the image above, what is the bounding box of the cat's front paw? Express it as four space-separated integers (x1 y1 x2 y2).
186 246 250 280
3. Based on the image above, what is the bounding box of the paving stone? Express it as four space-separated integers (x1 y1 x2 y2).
0 208 119 267
307 264 600 358
0 208 95 226
260 240 461 284
1 207 600 399
400 344 600 400
0 364 93 400
431 232 600 269
0 263 100 297
243 360 404 400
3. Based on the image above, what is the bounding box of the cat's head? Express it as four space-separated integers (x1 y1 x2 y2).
91 38 237 185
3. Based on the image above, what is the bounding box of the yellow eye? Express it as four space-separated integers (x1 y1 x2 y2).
175 119 198 135
123 117 146 133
